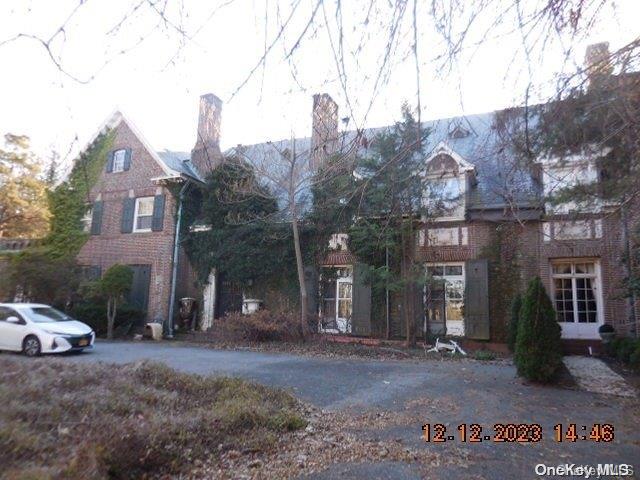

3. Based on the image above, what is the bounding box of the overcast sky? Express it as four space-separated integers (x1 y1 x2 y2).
0 0 638 170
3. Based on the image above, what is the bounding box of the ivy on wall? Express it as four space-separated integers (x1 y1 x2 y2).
46 131 114 259
182 159 308 289
3 131 114 303
182 156 356 311
480 223 523 342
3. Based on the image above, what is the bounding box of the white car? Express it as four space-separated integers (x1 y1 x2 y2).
0 303 95 356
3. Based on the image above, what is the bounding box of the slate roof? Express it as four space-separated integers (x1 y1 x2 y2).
156 150 204 182
224 109 541 212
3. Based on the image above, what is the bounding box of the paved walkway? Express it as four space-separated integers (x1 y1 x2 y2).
564 355 636 398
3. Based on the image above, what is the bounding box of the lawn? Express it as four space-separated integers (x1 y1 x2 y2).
0 356 306 479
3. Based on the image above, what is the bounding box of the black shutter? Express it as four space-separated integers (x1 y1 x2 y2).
304 266 319 320
121 198 135 233
124 148 132 171
151 194 165 231
106 151 114 173
351 263 371 336
90 201 103 235
90 265 102 280
464 259 490 340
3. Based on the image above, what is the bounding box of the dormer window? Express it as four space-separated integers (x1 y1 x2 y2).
423 143 474 221
449 125 470 139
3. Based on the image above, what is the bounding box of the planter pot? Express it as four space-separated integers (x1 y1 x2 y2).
599 332 616 343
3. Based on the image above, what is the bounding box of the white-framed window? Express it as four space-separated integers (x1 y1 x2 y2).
550 259 603 339
425 176 465 219
133 196 154 232
81 206 92 233
112 149 127 173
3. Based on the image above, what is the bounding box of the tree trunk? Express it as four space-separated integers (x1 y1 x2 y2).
291 212 309 338
621 203 639 337
401 223 417 347
107 297 117 340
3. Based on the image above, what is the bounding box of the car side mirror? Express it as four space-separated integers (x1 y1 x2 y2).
6 316 21 324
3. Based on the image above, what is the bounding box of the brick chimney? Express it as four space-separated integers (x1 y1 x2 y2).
310 93 339 170
191 93 223 177
585 42 612 88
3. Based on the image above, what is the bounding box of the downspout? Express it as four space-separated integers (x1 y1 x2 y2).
166 181 190 338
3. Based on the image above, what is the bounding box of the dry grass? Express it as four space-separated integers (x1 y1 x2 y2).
0 356 306 479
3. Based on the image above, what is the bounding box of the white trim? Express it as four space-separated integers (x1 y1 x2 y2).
318 266 353 334
550 258 604 340
425 141 475 172
132 196 154 233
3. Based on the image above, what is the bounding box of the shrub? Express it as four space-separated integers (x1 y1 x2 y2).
630 341 640 372
214 310 303 342
514 277 563 383
613 337 637 364
69 302 145 337
507 294 522 352
474 349 496 361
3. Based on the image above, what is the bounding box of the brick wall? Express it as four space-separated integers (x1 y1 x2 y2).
386 212 636 341
77 121 177 322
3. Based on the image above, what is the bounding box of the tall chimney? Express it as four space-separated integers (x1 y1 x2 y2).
191 93 223 177
585 42 612 88
310 93 339 171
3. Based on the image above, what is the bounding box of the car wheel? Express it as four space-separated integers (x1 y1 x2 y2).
23 336 41 357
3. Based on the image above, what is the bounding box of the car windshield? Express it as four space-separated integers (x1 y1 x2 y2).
27 307 73 323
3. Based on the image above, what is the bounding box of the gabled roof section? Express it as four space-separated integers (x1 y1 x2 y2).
425 141 476 174
72 110 204 183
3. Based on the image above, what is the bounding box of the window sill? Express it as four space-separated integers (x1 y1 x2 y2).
132 229 153 234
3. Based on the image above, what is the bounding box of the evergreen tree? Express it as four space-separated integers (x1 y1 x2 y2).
507 293 522 352
515 277 563 383
95 264 133 340
348 105 429 345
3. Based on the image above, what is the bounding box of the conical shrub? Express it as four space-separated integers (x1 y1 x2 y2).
507 293 522 353
514 277 563 383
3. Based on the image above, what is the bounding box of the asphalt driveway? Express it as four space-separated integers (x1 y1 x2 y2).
66 341 640 479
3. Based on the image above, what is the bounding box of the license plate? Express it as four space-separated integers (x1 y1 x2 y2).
78 339 89 347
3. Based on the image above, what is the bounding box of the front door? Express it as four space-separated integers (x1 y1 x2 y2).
425 263 465 337
217 274 243 318
128 265 151 317
319 267 353 334
551 259 603 339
